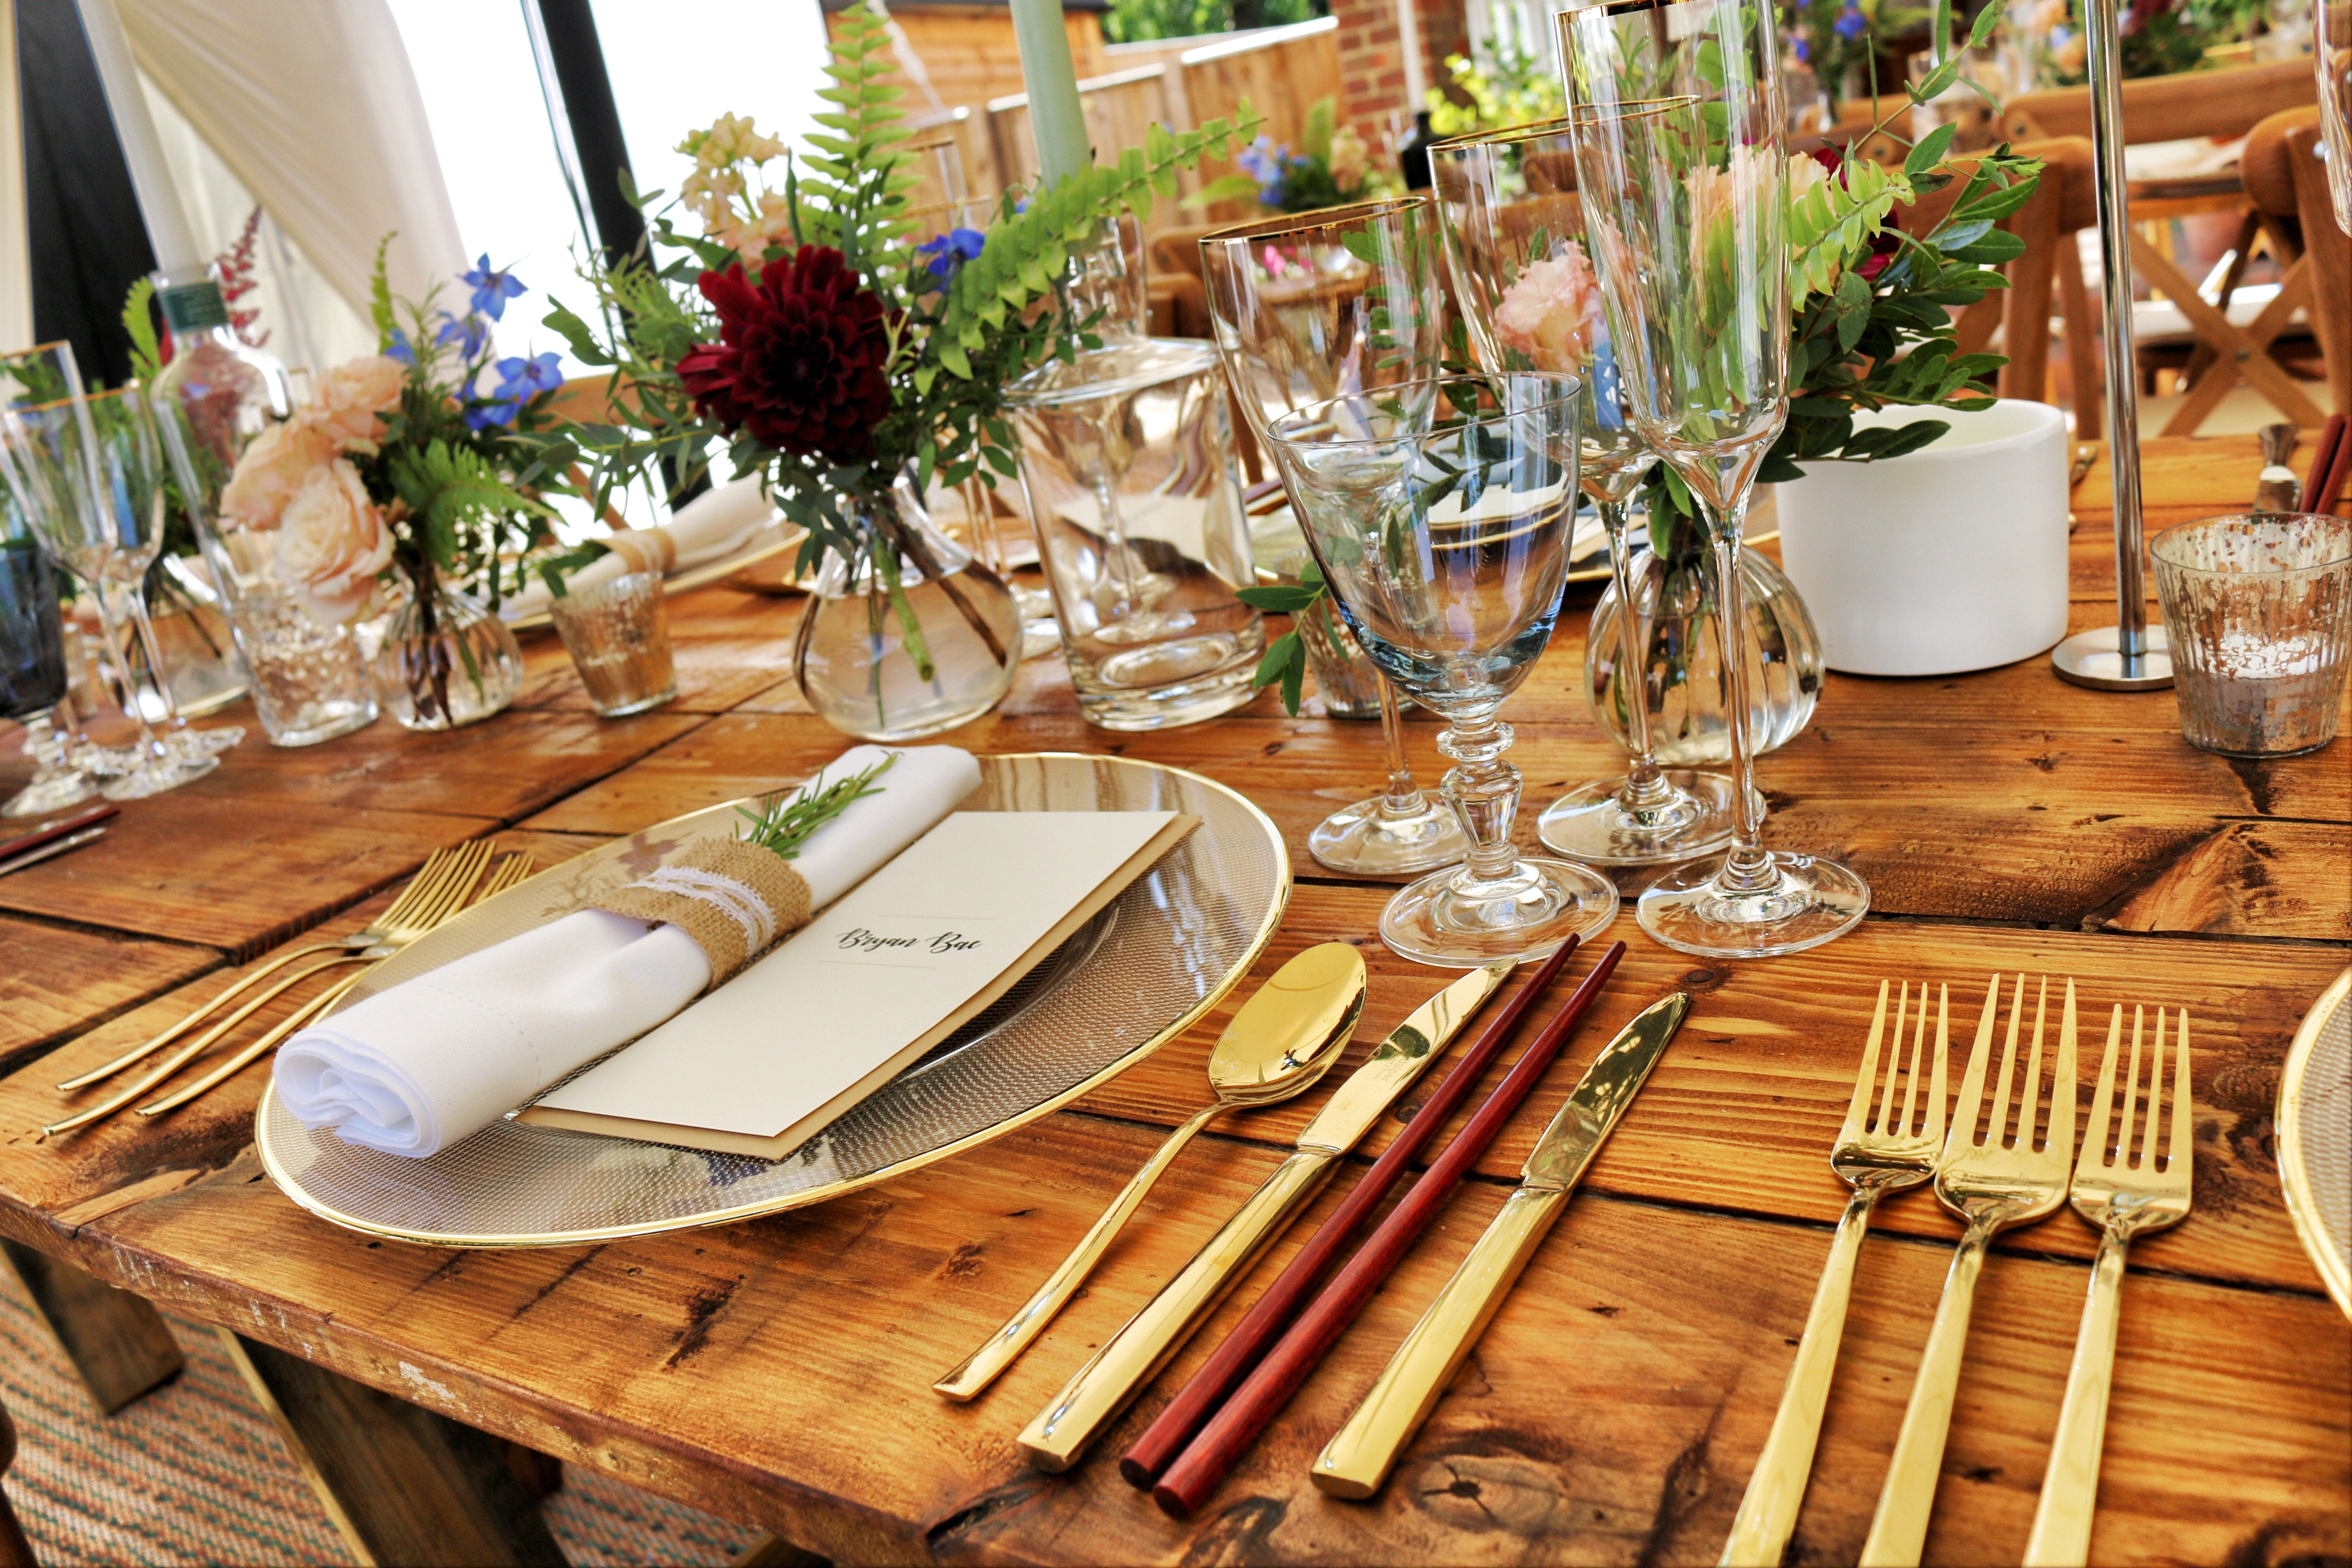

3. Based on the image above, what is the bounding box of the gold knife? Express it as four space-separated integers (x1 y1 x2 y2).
1310 990 1692 1499
1016 960 1514 1473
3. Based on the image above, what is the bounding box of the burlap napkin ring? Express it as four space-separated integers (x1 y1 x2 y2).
602 528 679 579
587 839 812 984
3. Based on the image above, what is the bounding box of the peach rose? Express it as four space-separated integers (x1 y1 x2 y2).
1494 243 1602 370
303 355 405 452
275 459 393 624
219 419 339 528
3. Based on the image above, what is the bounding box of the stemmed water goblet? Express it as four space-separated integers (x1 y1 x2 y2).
1560 0 1868 957
1428 118 1738 866
1 483 98 818
1200 198 1468 876
0 346 221 798
1266 373 1619 966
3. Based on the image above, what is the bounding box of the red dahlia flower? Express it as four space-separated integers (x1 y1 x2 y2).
678 246 893 463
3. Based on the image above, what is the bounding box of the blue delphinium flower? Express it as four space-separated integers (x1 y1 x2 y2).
915 227 986 290
1792 34 1811 61
434 311 490 361
462 255 527 321
464 351 564 431
386 327 417 366
1237 135 1293 208
1834 2 1868 40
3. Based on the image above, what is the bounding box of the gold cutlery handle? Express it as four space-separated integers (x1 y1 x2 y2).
54 940 351 1092
137 973 361 1117
1312 1183 1567 1500
1017 1146 1337 1473
2022 1227 2129 1568
1721 1185 1883 1566
1861 1221 1994 1568
935 1100 1226 1401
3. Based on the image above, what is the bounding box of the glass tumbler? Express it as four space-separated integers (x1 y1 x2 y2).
548 570 680 718
2149 513 2352 757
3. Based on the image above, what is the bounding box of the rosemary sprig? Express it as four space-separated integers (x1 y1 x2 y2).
736 753 898 859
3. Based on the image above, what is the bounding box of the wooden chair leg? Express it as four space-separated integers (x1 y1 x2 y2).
0 1240 183 1416
218 1331 568 1568
2058 243 2102 437
0 1396 38 1568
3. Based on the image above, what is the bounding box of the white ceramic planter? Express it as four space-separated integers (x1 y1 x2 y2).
1773 399 2071 676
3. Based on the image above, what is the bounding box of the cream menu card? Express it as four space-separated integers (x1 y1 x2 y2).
522 810 1193 1158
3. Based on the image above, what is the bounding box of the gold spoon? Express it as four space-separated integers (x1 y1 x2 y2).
933 940 1369 1400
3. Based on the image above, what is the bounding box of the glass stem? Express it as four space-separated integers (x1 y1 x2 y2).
1705 514 1776 893
1599 497 1669 807
92 579 171 761
1436 705 1522 884
1373 675 1429 820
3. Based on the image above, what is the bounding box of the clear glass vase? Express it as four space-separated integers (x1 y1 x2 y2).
791 483 1021 742
1585 526 1824 766
372 570 524 732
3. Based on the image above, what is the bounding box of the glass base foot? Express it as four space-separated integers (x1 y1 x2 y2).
2 771 99 818
1308 794 1467 876
1013 586 1060 661
1379 854 1620 968
98 753 217 800
1636 851 1870 959
1537 770 1737 866
168 724 244 761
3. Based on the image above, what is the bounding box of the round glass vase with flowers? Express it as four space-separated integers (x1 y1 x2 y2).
548 5 1260 742
207 244 576 732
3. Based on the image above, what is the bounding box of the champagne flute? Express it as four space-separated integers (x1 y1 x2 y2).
1267 372 1619 965
1428 118 1738 865
1200 198 1469 877
0 348 215 798
1561 0 1868 958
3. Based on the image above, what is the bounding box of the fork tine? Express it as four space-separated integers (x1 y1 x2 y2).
2081 1003 2121 1176
376 846 459 926
1895 982 1923 1136
2052 980 2079 1164
2121 1005 2146 1170
2168 1010 2192 1176
1950 974 2002 1153
1988 973 2027 1148
1926 984 1949 1142
1876 983 1908 1133
1845 980 1891 1139
2138 1009 2165 1170
2021 976 2049 1151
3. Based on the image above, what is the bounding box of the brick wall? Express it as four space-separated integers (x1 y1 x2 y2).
1330 0 1467 152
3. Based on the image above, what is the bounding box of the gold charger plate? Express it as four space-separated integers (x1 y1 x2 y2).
255 753 1291 1248
2279 968 2352 1320
502 523 808 631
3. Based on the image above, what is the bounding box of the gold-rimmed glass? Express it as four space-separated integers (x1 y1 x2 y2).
2320 0 2351 233
1200 197 1469 878
1562 0 1868 958
1430 118 1738 867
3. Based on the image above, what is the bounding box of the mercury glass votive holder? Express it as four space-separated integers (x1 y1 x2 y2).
2149 512 2352 758
548 570 678 718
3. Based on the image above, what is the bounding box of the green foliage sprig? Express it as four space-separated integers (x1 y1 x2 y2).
737 752 897 859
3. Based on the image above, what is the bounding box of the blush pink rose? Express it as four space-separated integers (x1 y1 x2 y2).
1493 242 1602 371
219 419 340 528
303 355 405 452
275 459 393 624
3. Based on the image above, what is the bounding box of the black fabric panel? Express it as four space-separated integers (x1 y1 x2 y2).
531 0 645 269
16 0 156 386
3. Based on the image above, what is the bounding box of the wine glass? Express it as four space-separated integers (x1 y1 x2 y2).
1200 198 1469 877
1 481 98 818
1561 0 1868 958
1428 118 1738 866
2321 0 2352 233
0 348 215 798
1266 373 1620 966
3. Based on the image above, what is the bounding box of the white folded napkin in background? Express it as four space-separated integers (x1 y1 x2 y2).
501 477 779 621
274 744 983 1157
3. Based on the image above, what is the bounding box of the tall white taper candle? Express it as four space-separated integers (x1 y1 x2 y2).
70 0 201 273
1009 0 1091 189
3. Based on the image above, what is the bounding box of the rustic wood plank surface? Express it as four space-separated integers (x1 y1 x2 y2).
0 439 2343 1567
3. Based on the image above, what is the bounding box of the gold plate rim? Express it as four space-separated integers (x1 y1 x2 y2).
2277 965 2352 1321
254 752 1294 1248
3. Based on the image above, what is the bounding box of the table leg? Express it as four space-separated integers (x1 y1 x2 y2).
218 1330 569 1568
0 1237 184 1415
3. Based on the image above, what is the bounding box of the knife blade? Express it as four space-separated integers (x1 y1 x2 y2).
1015 959 1513 1472
0 825 107 879
1310 990 1692 1499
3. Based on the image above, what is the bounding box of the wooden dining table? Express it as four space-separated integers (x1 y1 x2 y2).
0 433 2344 1568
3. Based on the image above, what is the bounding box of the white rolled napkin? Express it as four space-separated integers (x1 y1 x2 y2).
275 744 982 1157
501 477 778 621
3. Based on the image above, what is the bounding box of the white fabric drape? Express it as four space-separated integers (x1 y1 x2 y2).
114 0 465 320
0 0 34 351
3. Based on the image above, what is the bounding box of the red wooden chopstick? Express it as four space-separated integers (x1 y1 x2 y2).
1150 939 1629 1519
1118 935 1585 1490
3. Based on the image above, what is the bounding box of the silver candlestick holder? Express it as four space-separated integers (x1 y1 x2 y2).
2050 0 2175 691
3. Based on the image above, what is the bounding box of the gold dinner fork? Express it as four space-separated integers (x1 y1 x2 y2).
1860 972 2079 1568
55 842 496 1092
134 852 539 1118
1720 979 1949 1568
43 850 509 1136
2021 1005 2193 1568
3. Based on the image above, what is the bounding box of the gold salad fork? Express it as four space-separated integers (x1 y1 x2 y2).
2022 1005 2193 1568
43 849 511 1136
1720 980 1949 1568
55 842 496 1093
135 851 539 1118
1861 973 2079 1568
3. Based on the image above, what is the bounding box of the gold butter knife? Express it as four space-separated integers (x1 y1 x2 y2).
1311 991 1691 1500
1016 960 1513 1473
